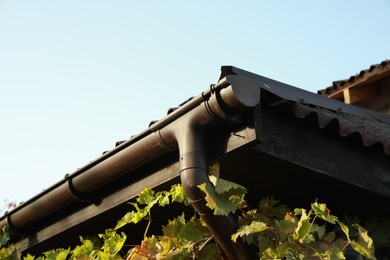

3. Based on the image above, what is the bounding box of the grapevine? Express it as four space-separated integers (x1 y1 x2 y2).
0 175 385 259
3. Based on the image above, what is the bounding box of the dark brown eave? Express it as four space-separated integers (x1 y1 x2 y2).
1 66 389 255
262 91 390 155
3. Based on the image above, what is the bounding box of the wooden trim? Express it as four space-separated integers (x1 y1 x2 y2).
343 84 380 104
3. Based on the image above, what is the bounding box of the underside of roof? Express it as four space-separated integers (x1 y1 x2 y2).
1 66 390 256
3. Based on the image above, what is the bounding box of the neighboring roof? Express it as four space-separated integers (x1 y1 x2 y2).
318 60 390 96
2 66 390 255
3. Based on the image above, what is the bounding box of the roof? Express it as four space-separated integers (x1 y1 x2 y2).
318 59 390 96
1 66 390 256
264 90 390 155
223 66 390 155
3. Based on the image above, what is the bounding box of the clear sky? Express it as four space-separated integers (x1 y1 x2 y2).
0 1 389 204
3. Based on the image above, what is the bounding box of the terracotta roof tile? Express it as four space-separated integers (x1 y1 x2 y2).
318 59 390 95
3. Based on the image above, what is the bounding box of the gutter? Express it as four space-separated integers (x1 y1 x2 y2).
0 67 260 259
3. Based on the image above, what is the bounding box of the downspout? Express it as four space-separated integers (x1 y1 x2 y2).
179 128 252 259
158 82 260 259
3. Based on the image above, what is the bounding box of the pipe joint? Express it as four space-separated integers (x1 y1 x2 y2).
205 89 244 124
179 151 207 171
188 199 212 216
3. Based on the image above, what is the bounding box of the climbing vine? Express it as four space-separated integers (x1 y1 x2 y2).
0 175 385 259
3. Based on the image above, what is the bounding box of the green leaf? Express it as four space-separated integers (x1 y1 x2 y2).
178 219 206 244
350 224 376 259
162 213 186 238
261 243 288 259
322 231 337 244
115 201 154 229
197 243 220 260
0 248 10 259
198 182 237 215
274 218 296 242
304 224 322 244
115 210 136 229
0 226 10 247
210 175 247 195
208 161 220 178
136 188 157 205
23 254 35 260
72 236 96 257
315 224 327 241
169 184 188 204
293 208 311 242
258 197 289 220
337 221 351 242
313 247 346 260
231 221 267 242
162 213 211 252
99 229 127 256
197 176 248 215
90 250 110 260
43 248 70 260
311 202 337 224
158 194 170 207
142 236 161 257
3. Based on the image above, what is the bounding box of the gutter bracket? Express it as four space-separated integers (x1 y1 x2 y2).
65 174 99 204
5 212 24 236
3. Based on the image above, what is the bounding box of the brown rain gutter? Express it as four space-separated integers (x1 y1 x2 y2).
0 69 260 259
157 82 260 259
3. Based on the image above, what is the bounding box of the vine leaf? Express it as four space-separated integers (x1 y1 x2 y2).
136 188 156 205
311 202 337 224
169 184 188 205
196 243 221 260
198 176 247 216
313 247 345 259
72 237 96 257
99 229 127 256
208 161 220 178
0 180 380 260
293 208 311 242
350 224 376 259
162 213 186 238
338 221 351 242
23 254 35 260
158 194 170 207
231 221 267 242
178 218 206 245
262 244 288 259
257 197 289 221
0 227 9 247
211 175 246 195
43 248 70 259
115 188 160 229
198 182 237 216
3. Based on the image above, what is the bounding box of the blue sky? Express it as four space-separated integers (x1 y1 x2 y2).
1 1 389 203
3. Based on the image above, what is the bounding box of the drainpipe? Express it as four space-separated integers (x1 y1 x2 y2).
0 71 260 259
158 82 260 259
